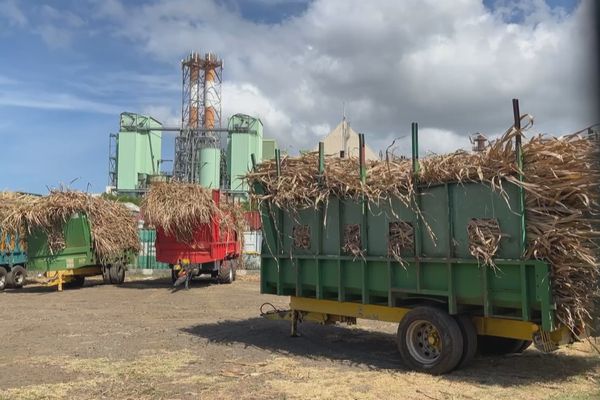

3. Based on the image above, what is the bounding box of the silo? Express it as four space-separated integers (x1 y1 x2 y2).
227 114 263 193
198 146 221 189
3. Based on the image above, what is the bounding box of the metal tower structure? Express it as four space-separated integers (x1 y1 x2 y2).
174 52 224 183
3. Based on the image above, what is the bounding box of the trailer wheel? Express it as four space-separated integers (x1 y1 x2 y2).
516 340 532 353
477 336 529 355
454 315 478 369
8 265 26 289
170 265 178 283
109 264 125 285
102 266 111 284
218 260 234 284
0 267 7 291
230 258 238 281
397 306 464 374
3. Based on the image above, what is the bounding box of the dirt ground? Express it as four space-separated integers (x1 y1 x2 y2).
0 272 598 400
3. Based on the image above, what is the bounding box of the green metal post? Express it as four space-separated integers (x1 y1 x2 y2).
359 133 366 184
512 99 526 257
250 153 257 172
358 133 369 303
318 142 325 175
411 122 420 176
275 149 281 177
411 123 422 289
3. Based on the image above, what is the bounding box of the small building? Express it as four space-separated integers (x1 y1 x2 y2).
313 118 378 160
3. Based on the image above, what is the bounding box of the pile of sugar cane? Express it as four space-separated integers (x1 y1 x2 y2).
142 181 246 245
1 190 140 264
388 221 415 264
0 192 37 252
467 219 503 267
247 121 600 332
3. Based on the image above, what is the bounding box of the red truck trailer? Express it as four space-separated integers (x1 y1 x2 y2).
155 190 241 286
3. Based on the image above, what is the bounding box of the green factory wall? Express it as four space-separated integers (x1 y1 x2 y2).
116 113 162 191
262 139 278 160
227 114 263 192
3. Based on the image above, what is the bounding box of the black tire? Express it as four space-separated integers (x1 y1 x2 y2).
218 260 233 284
397 306 464 374
0 267 7 291
515 340 532 353
8 265 26 289
102 266 111 284
230 258 238 281
109 264 125 285
171 266 179 284
454 315 478 369
477 336 529 356
64 276 85 289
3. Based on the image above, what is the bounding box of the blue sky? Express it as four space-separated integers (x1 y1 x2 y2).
0 0 589 194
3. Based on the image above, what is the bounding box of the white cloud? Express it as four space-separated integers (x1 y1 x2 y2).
35 4 85 48
0 0 26 27
141 105 181 128
0 90 123 115
91 0 595 154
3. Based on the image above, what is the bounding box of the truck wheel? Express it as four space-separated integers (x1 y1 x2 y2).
109 264 125 285
454 315 478 369
218 260 233 284
477 336 529 355
397 306 464 374
8 265 26 289
102 266 111 284
0 267 7 291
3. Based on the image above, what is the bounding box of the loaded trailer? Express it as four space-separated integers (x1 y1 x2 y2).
27 213 134 291
0 231 27 290
255 102 582 374
155 190 241 287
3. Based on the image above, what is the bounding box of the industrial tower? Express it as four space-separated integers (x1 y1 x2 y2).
174 52 224 187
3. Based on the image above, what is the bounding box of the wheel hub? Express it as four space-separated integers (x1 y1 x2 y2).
406 320 442 365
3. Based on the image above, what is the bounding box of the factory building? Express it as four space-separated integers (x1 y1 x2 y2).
108 51 278 198
314 118 378 160
108 112 163 194
227 114 263 194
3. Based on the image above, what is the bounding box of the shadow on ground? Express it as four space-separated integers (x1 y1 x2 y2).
120 276 215 290
183 317 599 386
1 276 216 293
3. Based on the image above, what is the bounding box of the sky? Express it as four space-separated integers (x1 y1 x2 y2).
0 0 595 194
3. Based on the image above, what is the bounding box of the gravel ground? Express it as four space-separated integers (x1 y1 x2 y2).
0 273 598 400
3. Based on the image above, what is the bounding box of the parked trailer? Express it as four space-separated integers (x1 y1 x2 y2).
0 231 27 290
155 190 241 286
256 110 576 375
27 213 134 291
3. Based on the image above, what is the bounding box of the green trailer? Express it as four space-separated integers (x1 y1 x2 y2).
256 107 575 374
27 213 133 291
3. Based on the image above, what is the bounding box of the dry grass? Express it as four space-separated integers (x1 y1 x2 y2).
142 181 246 247
0 192 36 252
1 190 140 264
467 218 503 268
142 181 218 244
247 118 600 332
